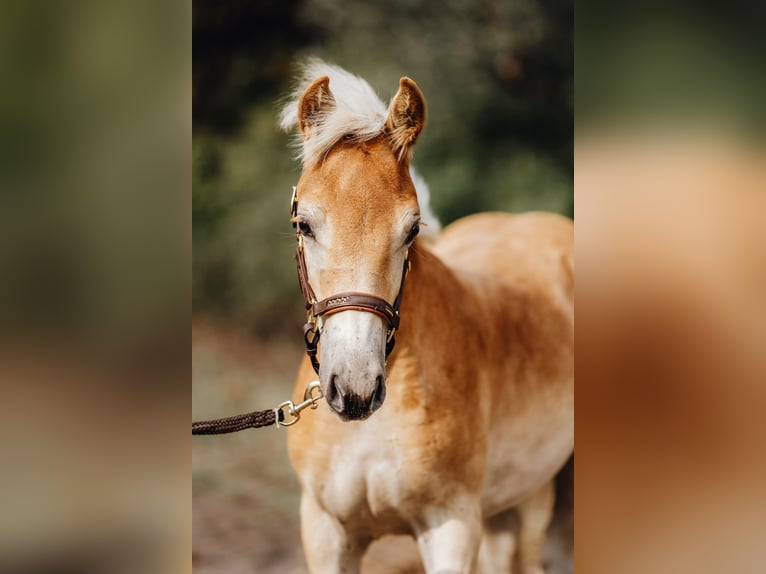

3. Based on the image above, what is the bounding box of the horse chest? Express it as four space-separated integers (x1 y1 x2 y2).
312 424 424 533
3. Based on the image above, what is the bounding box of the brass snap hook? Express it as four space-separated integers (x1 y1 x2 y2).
275 381 323 428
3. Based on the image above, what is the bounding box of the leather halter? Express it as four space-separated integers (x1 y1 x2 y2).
291 187 411 374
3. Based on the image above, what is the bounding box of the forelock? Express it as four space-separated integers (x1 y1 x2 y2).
278 59 388 167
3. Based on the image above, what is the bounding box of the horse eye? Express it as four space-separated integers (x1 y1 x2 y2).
406 222 420 244
297 220 313 238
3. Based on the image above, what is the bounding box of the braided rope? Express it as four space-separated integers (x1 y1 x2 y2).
192 408 283 435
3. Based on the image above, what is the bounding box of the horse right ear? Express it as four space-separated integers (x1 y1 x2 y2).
386 77 426 162
297 76 336 139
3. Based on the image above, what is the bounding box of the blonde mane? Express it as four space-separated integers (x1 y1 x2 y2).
279 59 441 238
279 59 388 167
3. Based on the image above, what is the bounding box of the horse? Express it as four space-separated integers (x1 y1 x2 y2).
278 60 573 574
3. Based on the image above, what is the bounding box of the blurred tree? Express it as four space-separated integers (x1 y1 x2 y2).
193 0 320 133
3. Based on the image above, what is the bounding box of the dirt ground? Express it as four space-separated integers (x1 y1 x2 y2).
192 320 572 573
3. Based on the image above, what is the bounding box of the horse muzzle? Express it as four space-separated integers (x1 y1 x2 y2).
326 372 386 421
318 311 388 421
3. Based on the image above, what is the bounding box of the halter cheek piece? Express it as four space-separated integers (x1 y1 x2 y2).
291 187 411 375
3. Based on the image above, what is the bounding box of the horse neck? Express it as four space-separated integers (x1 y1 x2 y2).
395 243 484 373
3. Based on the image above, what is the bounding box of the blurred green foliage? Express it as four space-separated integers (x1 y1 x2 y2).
193 0 573 335
1 0 188 347
576 3 766 134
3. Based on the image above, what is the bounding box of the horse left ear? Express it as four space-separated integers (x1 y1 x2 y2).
386 78 426 162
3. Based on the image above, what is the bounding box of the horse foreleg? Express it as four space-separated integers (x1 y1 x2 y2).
414 499 483 574
299 494 365 574
515 479 555 574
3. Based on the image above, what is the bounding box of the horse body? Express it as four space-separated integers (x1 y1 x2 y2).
280 61 572 573
433 213 574 517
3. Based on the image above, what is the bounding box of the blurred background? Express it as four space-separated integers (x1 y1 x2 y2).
575 4 766 574
192 0 572 572
0 1 189 573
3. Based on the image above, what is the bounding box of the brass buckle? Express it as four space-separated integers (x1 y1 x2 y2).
289 185 297 216
405 250 411 276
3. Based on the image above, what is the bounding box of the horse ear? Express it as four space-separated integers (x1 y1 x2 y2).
386 77 426 162
297 76 336 139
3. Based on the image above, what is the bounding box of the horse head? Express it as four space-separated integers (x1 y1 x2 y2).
285 70 426 421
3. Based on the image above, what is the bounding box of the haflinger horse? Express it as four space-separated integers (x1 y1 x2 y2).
279 61 573 574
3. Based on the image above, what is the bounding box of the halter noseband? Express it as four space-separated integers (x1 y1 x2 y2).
291 186 411 374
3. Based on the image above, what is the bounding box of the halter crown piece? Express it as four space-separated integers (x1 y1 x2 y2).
291 186 411 374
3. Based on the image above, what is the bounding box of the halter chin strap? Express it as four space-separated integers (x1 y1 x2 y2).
291 186 411 375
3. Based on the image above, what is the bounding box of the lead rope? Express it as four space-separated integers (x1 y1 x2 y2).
192 408 282 435
192 381 323 434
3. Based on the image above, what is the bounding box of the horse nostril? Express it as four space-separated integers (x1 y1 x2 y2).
327 374 345 413
370 375 386 411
